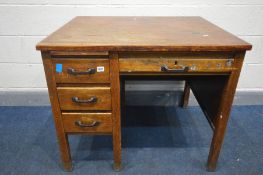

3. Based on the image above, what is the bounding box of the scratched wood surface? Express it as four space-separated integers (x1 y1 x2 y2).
36 16 252 51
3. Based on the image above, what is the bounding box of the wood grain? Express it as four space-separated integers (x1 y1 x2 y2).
41 51 72 171
206 52 245 171
118 51 234 59
119 58 235 73
36 17 252 52
110 52 122 171
51 51 109 57
62 112 112 133
57 87 111 111
52 58 110 83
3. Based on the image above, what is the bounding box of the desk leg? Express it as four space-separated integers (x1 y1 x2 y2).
189 52 245 171
181 81 190 108
42 52 72 171
121 79 126 117
110 52 122 171
207 54 244 171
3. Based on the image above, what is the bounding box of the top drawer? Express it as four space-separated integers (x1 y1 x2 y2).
52 58 110 83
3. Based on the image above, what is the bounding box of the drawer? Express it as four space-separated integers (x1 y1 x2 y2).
57 87 111 110
52 59 110 83
62 112 112 133
119 58 234 73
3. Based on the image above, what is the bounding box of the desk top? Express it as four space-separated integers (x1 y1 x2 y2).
36 16 252 52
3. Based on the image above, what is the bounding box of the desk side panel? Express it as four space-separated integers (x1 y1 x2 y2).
41 51 72 171
189 76 228 129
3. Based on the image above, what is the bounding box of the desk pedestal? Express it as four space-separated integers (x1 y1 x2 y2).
42 51 245 172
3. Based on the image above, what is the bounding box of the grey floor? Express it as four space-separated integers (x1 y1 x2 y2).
0 94 263 175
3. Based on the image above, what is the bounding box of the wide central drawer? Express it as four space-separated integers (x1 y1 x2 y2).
119 58 234 73
119 52 235 73
57 87 111 110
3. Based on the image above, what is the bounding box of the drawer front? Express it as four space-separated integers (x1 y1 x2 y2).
119 58 234 73
57 87 111 110
53 59 110 83
62 112 112 133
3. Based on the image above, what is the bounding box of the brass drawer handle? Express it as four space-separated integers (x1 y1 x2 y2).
72 96 97 103
75 120 98 127
161 64 189 72
67 68 96 75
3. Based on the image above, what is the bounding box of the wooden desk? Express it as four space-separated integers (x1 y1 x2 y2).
36 16 252 172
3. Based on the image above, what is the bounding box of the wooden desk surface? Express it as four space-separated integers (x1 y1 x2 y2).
36 16 252 52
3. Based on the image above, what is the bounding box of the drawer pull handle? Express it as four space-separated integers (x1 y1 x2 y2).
75 120 98 127
67 68 96 75
161 65 189 72
72 96 97 103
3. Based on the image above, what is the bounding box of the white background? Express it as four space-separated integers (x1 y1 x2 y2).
0 0 262 92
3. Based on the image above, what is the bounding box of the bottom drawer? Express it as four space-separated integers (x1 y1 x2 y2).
62 112 112 133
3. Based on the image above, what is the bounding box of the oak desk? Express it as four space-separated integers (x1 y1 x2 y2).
36 16 252 172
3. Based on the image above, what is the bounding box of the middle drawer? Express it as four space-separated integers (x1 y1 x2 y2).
57 87 112 110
